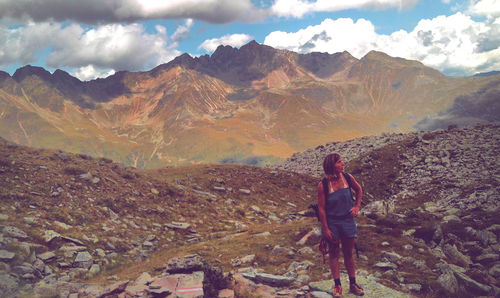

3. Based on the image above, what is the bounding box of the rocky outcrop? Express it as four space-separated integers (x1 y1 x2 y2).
273 123 500 296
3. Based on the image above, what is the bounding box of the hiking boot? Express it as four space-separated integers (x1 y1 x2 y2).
332 285 342 297
349 283 364 296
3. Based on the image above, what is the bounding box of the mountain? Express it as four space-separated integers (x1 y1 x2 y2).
1 41 499 168
473 70 500 77
1 124 498 297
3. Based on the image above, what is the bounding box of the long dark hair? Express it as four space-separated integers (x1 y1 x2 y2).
323 153 341 180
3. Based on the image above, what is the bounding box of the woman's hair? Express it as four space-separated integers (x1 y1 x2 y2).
323 153 341 177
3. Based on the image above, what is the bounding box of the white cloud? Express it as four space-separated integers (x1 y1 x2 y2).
264 13 500 76
73 65 116 81
467 0 500 18
0 0 265 24
198 34 253 52
0 22 60 67
0 21 188 80
171 19 194 44
270 0 418 18
46 23 182 75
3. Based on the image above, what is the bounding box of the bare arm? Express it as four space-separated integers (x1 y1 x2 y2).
348 174 363 216
317 181 334 242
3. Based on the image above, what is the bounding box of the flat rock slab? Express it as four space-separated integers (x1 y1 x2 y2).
373 262 398 270
43 230 61 243
166 254 204 273
254 273 294 287
125 284 149 296
134 272 153 285
3 226 28 239
148 275 177 295
309 275 411 298
74 251 92 262
100 280 129 297
176 272 204 298
59 245 87 252
454 272 492 295
0 250 16 261
166 222 191 230
310 291 332 298
218 289 235 298
148 272 204 297
38 251 56 261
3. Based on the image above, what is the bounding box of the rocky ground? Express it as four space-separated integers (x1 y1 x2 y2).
0 123 498 297
273 123 500 297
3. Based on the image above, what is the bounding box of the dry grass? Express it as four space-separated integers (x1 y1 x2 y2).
4 137 492 297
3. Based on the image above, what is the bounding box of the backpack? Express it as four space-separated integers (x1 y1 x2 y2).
309 172 354 220
309 173 359 263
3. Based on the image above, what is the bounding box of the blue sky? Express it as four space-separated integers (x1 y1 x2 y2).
0 0 499 80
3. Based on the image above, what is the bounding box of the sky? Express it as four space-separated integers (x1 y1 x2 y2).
0 0 499 81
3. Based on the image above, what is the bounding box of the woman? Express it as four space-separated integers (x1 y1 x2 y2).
318 153 364 297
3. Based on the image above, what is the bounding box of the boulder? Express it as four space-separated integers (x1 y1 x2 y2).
134 272 153 285
166 254 204 274
0 250 16 261
442 215 461 224
475 253 499 263
218 288 235 298
175 272 204 297
381 251 403 263
443 244 472 267
233 274 276 297
238 189 251 194
454 271 492 295
2 226 28 239
361 200 393 217
438 271 459 295
166 222 191 230
100 280 129 297
43 230 61 244
252 272 294 287
270 245 293 257
38 251 56 262
488 263 500 278
373 262 398 270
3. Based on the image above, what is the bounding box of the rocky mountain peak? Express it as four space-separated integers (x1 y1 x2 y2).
297 50 358 78
12 65 53 83
171 53 196 67
0 70 10 81
211 44 239 62
361 50 426 68
52 69 82 84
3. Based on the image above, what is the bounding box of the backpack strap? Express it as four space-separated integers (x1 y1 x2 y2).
323 173 353 197
343 172 353 189
321 177 329 200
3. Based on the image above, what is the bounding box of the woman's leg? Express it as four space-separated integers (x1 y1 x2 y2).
328 243 341 279
341 237 356 277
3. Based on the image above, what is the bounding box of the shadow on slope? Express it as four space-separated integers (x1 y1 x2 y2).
415 80 500 130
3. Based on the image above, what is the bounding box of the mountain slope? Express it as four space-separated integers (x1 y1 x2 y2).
1 124 498 297
0 41 499 168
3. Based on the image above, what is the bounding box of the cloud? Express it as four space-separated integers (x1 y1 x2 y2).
414 81 500 130
46 23 181 76
74 65 116 82
0 21 187 80
270 0 418 18
264 13 500 76
265 18 379 57
0 22 60 66
171 19 194 44
0 0 265 24
467 0 500 18
198 34 253 52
